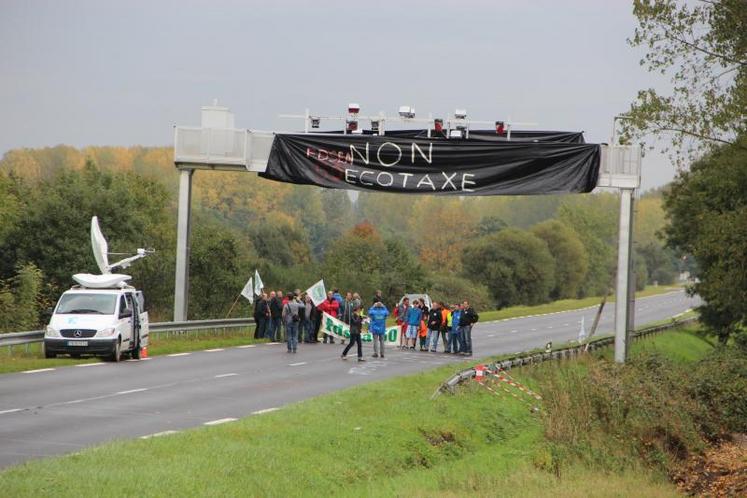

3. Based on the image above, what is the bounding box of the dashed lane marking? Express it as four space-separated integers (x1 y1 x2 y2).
204 418 238 426
237 345 256 349
205 348 224 352
289 362 307 367
167 352 191 357
252 407 279 415
117 388 148 395
75 362 105 367
214 373 238 378
22 368 55 374
0 408 23 415
140 430 179 439
266 342 281 345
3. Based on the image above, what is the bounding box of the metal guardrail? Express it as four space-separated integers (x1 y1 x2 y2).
0 318 255 349
434 317 698 397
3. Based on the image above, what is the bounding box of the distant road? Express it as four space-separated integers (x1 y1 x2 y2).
0 290 699 469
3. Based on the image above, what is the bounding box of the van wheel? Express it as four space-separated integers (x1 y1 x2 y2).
44 347 56 359
110 339 122 362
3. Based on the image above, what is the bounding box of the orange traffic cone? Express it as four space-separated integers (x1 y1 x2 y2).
141 346 148 359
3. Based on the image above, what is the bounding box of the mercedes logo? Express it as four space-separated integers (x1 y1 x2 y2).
74 330 82 337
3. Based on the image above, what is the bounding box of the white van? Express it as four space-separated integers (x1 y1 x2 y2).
44 282 149 362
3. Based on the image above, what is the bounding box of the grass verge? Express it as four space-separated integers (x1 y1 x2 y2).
0 329 721 497
0 328 266 374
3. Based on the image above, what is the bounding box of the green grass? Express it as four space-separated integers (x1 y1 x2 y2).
0 328 266 374
0 333 698 497
478 284 682 323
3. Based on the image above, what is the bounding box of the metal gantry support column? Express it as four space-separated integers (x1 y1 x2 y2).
173 168 194 322
614 188 636 363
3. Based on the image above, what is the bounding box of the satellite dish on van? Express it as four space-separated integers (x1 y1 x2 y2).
91 216 110 274
73 217 154 287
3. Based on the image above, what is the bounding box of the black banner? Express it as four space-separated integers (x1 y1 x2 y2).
261 133 600 195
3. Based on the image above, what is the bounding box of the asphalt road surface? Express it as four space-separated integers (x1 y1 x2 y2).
0 290 699 468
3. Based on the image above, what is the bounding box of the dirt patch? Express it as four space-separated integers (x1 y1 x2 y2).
672 434 747 497
422 430 457 447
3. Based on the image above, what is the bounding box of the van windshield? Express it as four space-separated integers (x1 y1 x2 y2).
56 294 117 315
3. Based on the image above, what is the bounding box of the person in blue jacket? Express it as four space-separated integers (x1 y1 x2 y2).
450 304 463 355
405 299 423 350
368 301 389 359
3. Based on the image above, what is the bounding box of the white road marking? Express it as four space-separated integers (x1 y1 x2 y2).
214 373 238 378
487 334 495 338
22 368 55 374
252 407 279 415
531 328 537 331
204 418 238 426
63 399 85 405
126 357 152 362
237 345 256 349
266 342 281 345
0 408 23 415
547 326 553 329
289 362 307 367
117 388 148 395
75 362 105 367
510 330 517 334
167 352 191 357
140 430 179 439
205 348 224 352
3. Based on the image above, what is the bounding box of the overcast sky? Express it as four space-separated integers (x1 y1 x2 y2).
1 0 675 189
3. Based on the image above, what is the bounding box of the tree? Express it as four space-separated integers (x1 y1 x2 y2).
663 136 747 343
462 228 556 308
622 0 747 163
378 238 428 306
409 196 477 270
0 160 171 318
557 194 619 297
188 221 256 319
0 263 44 332
531 220 589 299
322 222 387 302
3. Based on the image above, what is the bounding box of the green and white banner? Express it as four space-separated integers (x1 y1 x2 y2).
321 312 400 343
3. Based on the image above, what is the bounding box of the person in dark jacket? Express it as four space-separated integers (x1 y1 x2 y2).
372 290 383 305
426 301 443 352
458 300 478 356
254 293 269 339
268 291 283 342
341 307 365 361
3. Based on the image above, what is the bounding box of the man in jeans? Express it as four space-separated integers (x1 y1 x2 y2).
450 304 463 355
458 300 478 356
426 301 443 352
368 301 389 358
282 293 304 353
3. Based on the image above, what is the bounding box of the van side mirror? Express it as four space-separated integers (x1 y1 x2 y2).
120 308 133 319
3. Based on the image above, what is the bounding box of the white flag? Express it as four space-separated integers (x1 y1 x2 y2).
254 270 264 296
578 316 587 342
305 279 326 306
241 277 254 303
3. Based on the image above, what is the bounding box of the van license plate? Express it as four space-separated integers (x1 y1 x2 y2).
68 340 88 346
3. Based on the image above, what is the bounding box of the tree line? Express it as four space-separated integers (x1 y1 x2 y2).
0 146 680 332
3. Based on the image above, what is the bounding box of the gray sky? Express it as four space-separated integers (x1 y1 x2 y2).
1 0 675 189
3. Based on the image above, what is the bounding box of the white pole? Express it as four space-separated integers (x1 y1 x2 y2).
304 108 310 133
173 169 194 321
614 188 635 363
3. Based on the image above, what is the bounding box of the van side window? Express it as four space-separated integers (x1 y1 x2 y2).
119 295 129 318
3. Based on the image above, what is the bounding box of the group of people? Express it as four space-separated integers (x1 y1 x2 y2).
252 288 478 360
394 298 478 357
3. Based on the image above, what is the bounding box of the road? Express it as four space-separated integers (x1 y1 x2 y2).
0 290 698 468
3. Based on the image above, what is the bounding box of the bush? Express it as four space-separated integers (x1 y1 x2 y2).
425 273 492 310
